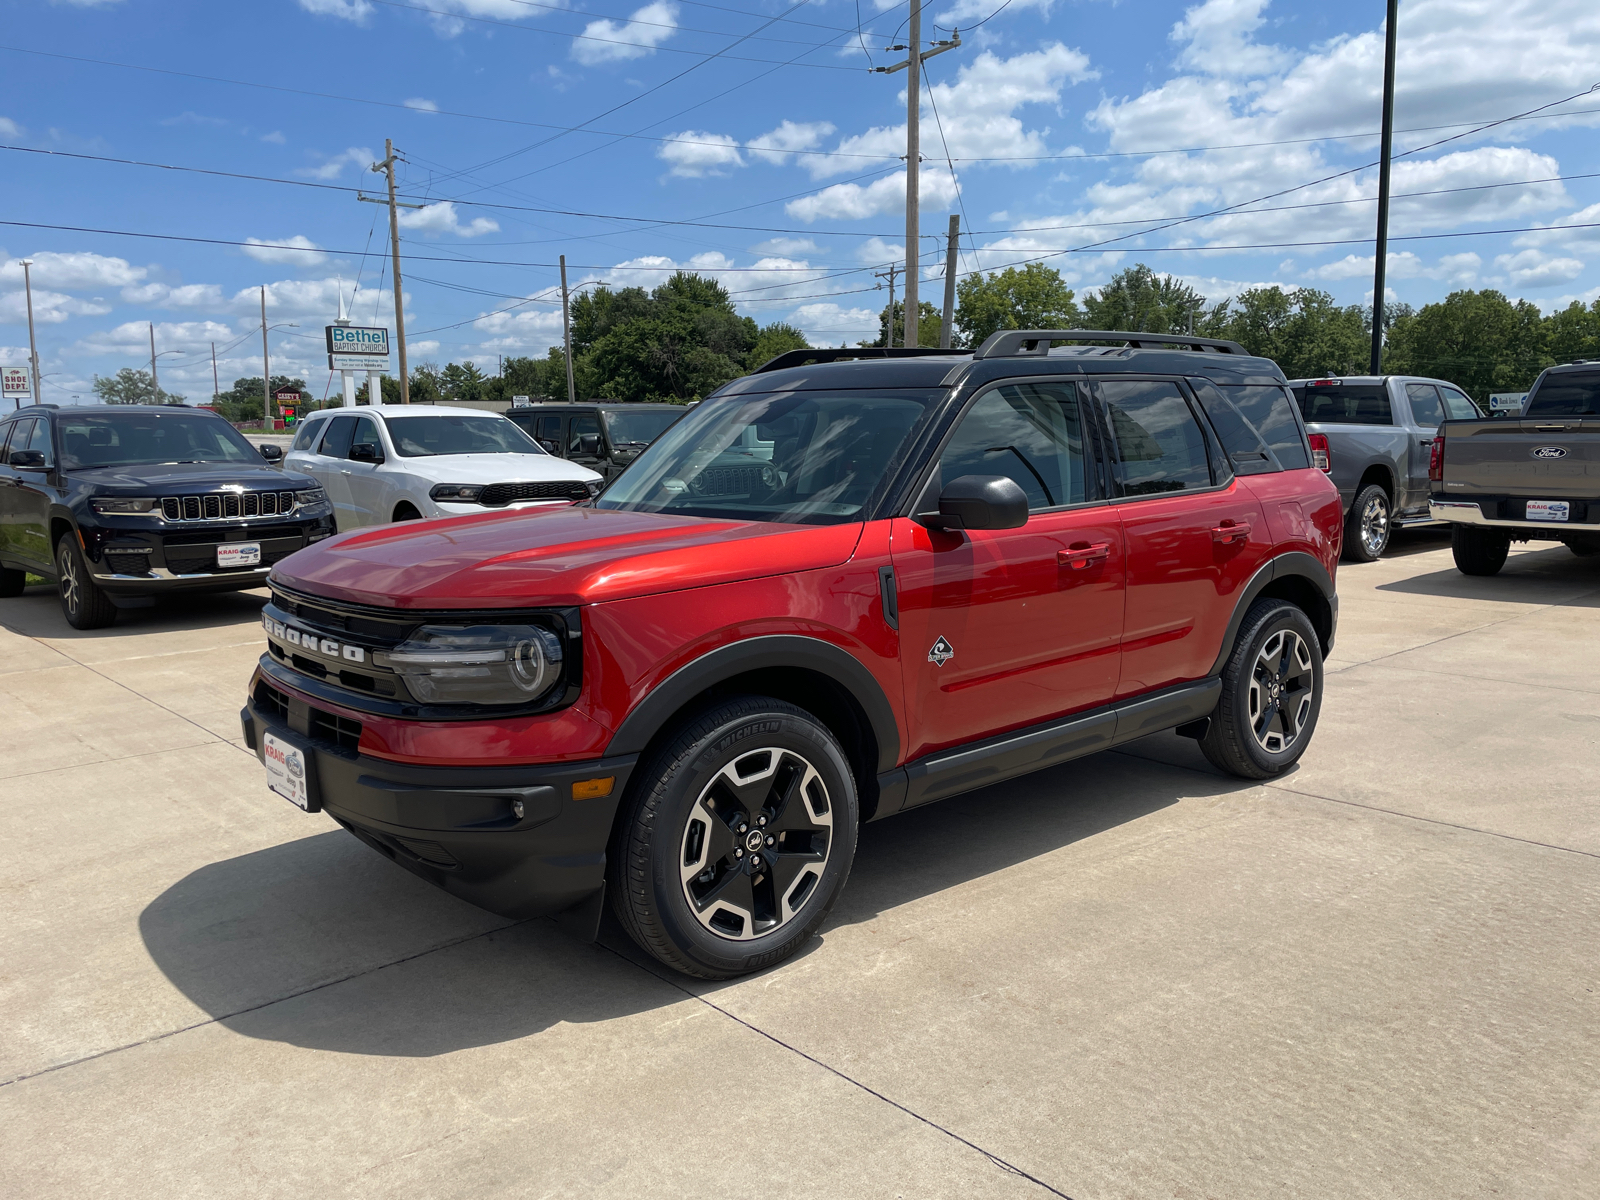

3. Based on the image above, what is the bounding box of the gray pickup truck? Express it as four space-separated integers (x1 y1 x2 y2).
1290 375 1483 561
1429 361 1600 575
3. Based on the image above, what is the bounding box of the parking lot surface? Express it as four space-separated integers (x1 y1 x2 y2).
3 529 1597 1198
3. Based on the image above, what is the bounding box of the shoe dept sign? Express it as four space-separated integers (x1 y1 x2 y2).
326 325 390 372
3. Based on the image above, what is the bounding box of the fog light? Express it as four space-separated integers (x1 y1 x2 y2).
512 800 525 819
572 777 614 800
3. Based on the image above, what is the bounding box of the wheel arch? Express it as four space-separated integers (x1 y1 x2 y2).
604 635 901 822
1354 462 1395 503
1209 553 1336 675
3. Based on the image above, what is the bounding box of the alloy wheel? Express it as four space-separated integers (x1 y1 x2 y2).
1359 494 1390 556
1248 629 1315 754
57 542 81 618
680 747 833 941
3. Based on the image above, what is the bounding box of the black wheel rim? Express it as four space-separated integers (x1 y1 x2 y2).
1248 629 1315 755
680 747 833 941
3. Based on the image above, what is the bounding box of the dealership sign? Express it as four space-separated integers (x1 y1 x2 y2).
326 325 390 371
2 366 32 398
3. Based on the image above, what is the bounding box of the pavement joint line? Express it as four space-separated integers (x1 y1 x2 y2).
598 941 1078 1200
4 737 229 780
1336 660 1600 698
0 921 529 1090
47 637 267 665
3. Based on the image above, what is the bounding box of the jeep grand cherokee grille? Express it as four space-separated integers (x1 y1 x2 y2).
479 480 589 506
162 491 297 521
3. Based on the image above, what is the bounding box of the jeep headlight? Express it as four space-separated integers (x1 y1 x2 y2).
91 497 158 515
374 624 563 705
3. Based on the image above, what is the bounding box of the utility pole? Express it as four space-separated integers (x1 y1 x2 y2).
560 254 576 403
211 341 220 402
261 286 273 426
1370 0 1400 374
148 322 161 396
940 214 959 348
21 259 40 403
361 140 424 403
874 264 900 347
874 13 959 350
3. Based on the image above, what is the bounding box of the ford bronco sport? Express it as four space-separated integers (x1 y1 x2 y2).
241 331 1342 978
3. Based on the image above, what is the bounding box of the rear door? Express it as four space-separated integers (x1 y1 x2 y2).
1096 377 1269 697
315 415 359 528
340 414 387 526
891 378 1126 759
1404 382 1447 508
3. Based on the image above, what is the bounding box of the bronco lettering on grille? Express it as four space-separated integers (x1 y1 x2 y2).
263 613 366 662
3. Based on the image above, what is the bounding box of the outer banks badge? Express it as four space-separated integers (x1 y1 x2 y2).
928 636 955 667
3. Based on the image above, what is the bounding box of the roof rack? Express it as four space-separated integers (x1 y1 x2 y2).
752 346 968 374
971 330 1249 359
12 403 60 412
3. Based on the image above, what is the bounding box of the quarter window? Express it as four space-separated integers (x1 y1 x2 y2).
1221 384 1309 470
1100 380 1212 496
939 382 1089 510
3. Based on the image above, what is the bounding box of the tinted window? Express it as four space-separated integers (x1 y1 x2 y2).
3 418 32 461
350 416 382 458
1101 380 1212 496
292 418 324 451
534 414 563 447
1406 383 1445 428
22 418 54 466
319 415 357 459
603 408 683 447
1293 384 1393 425
568 414 602 456
597 390 936 526
1525 371 1600 416
1223 385 1309 469
55 411 255 469
1439 387 1482 419
940 382 1089 510
385 415 542 457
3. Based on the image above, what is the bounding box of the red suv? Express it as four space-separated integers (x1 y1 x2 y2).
242 332 1342 978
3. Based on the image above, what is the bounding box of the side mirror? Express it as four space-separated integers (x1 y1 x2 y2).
8 449 46 470
538 439 560 454
577 433 604 457
920 474 1029 531
259 443 283 462
348 442 384 464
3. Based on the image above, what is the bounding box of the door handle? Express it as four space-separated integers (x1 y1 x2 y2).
1057 541 1111 569
1211 521 1252 543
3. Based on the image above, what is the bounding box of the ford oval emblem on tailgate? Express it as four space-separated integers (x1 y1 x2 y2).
1531 446 1568 459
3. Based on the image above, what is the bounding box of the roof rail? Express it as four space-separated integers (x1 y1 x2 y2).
13 403 60 412
971 329 1249 359
752 346 970 374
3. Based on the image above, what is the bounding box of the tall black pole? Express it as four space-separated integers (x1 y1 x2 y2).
1369 0 1399 374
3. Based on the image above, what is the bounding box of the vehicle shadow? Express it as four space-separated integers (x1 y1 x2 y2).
0 583 268 641
1381 525 1453 558
138 750 1243 1057
1375 545 1600 605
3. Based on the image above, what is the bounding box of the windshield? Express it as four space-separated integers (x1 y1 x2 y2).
56 410 261 469
1292 384 1392 425
384 414 545 457
596 389 938 525
1525 371 1600 417
602 408 684 447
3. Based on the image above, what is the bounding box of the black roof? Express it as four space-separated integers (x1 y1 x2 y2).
8 403 219 417
509 400 683 410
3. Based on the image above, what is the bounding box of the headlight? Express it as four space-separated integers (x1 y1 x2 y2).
91 497 158 515
583 479 604 498
430 484 484 502
295 488 329 508
374 624 563 705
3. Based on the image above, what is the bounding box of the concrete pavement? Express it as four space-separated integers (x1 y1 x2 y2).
1 529 1597 1198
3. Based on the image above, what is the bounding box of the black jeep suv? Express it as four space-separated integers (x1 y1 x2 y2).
0 404 335 628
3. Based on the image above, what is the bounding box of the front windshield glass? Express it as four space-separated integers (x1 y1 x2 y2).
603 408 684 447
57 410 260 469
1525 371 1600 416
385 414 545 457
596 389 937 525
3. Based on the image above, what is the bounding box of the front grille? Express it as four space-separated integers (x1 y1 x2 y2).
255 680 291 723
104 551 152 574
310 709 363 751
695 466 765 495
164 534 304 575
392 837 460 869
161 491 297 521
479 480 589 506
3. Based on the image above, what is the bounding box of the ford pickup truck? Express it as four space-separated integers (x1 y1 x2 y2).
1429 361 1600 575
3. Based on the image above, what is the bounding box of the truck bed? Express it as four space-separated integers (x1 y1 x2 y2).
1432 416 1600 532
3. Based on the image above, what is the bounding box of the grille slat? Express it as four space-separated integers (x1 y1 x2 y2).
479 480 589 506
158 492 298 522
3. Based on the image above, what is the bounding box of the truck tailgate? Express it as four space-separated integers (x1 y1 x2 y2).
1439 417 1600 499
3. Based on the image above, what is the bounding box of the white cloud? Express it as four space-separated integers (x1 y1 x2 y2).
932 0 1052 23
0 250 146 290
0 288 108 325
404 97 440 114
260 130 286 144
242 235 326 266
854 237 905 264
787 302 880 346
121 282 227 309
747 120 835 166
73 320 237 358
1515 201 1600 255
571 2 679 66
297 0 372 20
1172 0 1294 78
786 168 959 223
0 117 22 138
53 0 123 6
657 131 743 178
1494 249 1585 288
296 147 374 180
397 202 500 238
1311 250 1481 285
752 237 821 256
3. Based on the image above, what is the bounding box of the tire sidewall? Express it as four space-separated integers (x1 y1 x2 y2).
642 705 859 977
1224 603 1325 776
1344 484 1390 562
56 538 82 622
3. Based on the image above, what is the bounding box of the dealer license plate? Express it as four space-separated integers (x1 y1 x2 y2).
1526 500 1570 522
264 731 316 811
218 542 262 567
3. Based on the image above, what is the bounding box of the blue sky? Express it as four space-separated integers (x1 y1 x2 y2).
4 0 1598 403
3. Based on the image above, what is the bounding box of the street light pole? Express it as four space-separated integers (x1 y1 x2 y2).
560 254 576 403
20 259 41 403
1369 0 1400 374
940 214 959 349
149 322 160 396
261 286 273 426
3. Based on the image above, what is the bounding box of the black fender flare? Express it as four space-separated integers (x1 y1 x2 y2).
1208 552 1337 675
604 634 901 773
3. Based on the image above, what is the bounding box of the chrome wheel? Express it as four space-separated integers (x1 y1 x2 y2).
1248 629 1315 754
1359 493 1390 556
680 747 833 941
57 541 81 617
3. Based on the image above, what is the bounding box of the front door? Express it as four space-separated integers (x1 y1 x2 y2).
892 379 1126 760
1 418 56 570
567 412 606 474
1096 378 1269 696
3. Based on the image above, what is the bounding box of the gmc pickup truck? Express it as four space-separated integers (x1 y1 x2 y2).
1429 361 1600 575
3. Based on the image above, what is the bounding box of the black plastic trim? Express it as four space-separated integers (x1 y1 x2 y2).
878 565 898 630
1206 552 1337 676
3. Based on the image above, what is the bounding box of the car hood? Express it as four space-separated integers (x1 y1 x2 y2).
68 462 315 491
271 505 864 608
385 453 601 484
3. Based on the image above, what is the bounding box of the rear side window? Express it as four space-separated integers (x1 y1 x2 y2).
350 416 382 457
319 415 357 459
1101 380 1212 496
1222 385 1309 469
535 414 563 450
1525 370 1600 416
1406 383 1445 428
292 419 324 451
1294 383 1393 425
940 381 1089 510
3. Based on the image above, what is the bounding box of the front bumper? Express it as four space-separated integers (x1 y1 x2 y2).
1429 500 1600 535
240 689 635 923
84 512 337 594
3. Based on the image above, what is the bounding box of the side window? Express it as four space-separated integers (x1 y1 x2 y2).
1440 386 1481 419
938 381 1089 511
23 417 54 466
319 415 357 460
291 419 323 451
0 420 16 460
1406 383 1445 428
2 418 32 462
350 416 381 457
534 414 563 452
1191 381 1274 475
568 413 602 456
1100 380 1212 497
1222 384 1309 470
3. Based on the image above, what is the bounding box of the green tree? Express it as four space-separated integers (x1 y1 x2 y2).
1542 298 1600 366
1082 264 1206 334
439 361 487 403
1381 289 1551 401
1201 286 1369 378
955 263 1080 347
861 301 942 349
91 368 185 406
747 322 810 369
211 374 306 422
